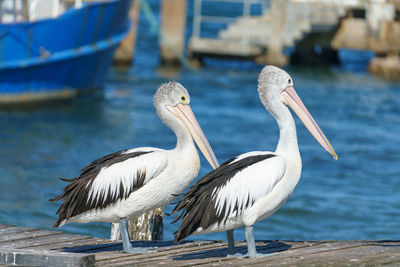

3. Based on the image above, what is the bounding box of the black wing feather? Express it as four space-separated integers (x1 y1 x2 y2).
172 153 276 242
50 150 151 227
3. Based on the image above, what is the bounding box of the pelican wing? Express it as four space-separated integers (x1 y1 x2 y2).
50 148 167 227
173 151 286 242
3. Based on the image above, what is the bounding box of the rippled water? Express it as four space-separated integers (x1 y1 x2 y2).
1 1 400 243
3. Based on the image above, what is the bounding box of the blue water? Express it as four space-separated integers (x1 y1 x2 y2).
1 1 400 243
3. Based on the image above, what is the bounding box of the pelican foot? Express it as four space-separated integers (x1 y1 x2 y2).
244 226 276 258
121 247 156 254
246 252 276 258
227 252 276 258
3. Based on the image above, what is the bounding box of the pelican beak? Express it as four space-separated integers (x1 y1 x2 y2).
281 86 338 160
167 104 219 169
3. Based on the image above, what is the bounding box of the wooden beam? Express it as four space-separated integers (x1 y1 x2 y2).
0 248 94 267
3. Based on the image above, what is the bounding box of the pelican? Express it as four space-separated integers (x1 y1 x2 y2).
50 81 219 253
172 66 337 258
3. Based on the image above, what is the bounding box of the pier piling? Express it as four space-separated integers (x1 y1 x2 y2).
263 0 288 66
114 0 141 66
110 207 163 242
160 0 187 66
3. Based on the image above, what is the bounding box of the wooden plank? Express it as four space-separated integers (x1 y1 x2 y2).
95 240 217 263
60 240 121 253
0 248 94 267
219 240 362 266
370 252 400 265
0 229 61 242
168 243 289 267
31 237 107 251
20 235 95 250
148 241 335 267
58 239 400 266
148 241 330 267
216 240 386 266
0 226 38 236
0 232 63 247
108 242 256 267
97 240 311 267
97 241 229 266
97 245 225 266
31 239 107 253
0 232 92 249
254 240 400 266
1 224 400 266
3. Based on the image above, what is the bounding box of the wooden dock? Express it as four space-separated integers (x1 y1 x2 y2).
1 224 400 266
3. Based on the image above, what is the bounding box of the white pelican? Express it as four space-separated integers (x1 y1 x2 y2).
50 81 219 253
172 66 338 258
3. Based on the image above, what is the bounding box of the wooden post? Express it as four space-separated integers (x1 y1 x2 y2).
264 0 287 66
23 0 30 21
159 0 187 66
110 207 163 242
113 0 141 66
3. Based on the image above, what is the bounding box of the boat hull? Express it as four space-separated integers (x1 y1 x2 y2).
0 0 131 104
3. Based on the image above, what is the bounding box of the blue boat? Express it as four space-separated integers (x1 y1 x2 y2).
338 48 376 71
0 0 131 105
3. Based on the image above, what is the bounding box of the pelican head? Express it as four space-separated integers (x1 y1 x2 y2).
154 81 219 169
258 66 338 160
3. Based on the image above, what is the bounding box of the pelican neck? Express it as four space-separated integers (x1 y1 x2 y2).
173 123 196 152
275 106 300 157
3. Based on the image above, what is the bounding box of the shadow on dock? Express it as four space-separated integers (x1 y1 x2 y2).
366 240 400 247
61 240 198 254
173 240 291 260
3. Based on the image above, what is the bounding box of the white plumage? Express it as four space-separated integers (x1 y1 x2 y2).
173 66 337 258
86 148 165 207
213 153 285 220
51 82 219 253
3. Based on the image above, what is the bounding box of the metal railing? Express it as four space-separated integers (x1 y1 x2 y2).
29 0 61 20
0 0 83 23
192 0 268 46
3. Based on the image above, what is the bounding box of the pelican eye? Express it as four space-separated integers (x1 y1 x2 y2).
180 95 187 103
288 78 291 84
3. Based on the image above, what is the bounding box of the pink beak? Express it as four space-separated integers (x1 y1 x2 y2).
281 86 338 160
167 104 220 169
